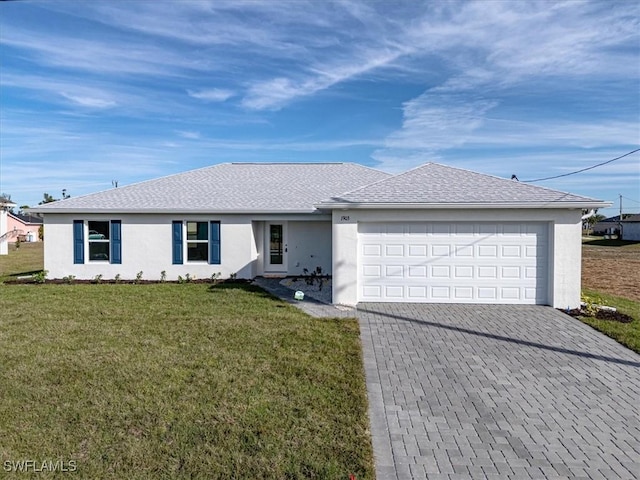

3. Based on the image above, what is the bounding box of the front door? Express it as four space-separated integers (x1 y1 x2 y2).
265 222 287 273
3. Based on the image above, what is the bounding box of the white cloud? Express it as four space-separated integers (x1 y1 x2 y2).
176 131 201 140
59 93 117 109
187 88 234 102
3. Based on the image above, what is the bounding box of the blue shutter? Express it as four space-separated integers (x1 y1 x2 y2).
73 220 84 264
172 221 183 264
110 220 122 264
209 221 221 265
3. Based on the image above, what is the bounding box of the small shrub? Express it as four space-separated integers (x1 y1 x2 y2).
229 272 237 281
184 273 194 283
15 237 21 249
135 271 143 284
210 272 222 284
114 273 121 284
302 266 324 287
33 270 48 284
160 270 167 283
92 274 103 284
581 292 604 317
63 275 76 284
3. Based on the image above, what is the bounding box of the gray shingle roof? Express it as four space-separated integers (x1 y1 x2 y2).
318 163 606 207
32 163 390 213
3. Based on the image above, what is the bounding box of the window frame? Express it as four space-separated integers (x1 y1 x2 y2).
88 220 110 262
186 221 209 263
73 220 121 264
172 220 221 265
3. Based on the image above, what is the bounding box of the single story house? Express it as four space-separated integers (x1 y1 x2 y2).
31 162 608 308
621 214 640 241
0 197 17 255
591 215 621 236
6 212 43 243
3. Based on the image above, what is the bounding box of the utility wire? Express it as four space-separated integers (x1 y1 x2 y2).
621 195 640 204
521 148 640 183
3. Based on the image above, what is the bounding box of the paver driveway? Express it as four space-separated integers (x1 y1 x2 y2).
358 304 640 480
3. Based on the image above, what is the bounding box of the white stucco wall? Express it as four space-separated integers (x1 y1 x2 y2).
621 222 640 241
287 221 332 276
332 208 584 309
42 214 333 281
0 210 7 255
43 214 257 281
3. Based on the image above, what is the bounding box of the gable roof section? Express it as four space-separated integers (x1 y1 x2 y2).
318 163 609 209
31 163 391 214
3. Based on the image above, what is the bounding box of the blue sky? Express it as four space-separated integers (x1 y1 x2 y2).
1 0 638 217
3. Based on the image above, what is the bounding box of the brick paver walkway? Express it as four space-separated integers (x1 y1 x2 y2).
358 303 640 480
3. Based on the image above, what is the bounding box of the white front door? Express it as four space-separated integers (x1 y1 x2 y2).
265 222 288 273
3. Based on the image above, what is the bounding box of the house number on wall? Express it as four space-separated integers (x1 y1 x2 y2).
340 215 350 222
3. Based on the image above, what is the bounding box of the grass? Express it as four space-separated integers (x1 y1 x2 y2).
0 283 373 479
579 289 640 354
582 236 640 248
0 242 44 281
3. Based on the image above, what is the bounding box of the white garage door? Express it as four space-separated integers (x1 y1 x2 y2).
358 222 549 304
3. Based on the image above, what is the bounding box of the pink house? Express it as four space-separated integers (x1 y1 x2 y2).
6 212 43 243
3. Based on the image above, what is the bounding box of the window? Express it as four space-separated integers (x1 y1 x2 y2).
73 220 121 264
88 221 110 261
172 221 220 265
187 221 208 262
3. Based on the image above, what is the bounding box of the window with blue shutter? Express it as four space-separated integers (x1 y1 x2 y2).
172 221 183 264
110 220 122 264
73 220 84 264
209 221 221 265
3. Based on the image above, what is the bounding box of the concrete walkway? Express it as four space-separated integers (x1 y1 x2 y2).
252 277 356 318
358 303 640 480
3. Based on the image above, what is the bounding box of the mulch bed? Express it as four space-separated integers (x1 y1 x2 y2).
4 278 252 286
563 308 634 323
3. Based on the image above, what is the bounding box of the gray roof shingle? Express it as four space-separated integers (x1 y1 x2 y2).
32 163 391 213
318 163 606 207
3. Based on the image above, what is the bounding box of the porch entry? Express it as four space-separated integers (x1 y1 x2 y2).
264 222 288 274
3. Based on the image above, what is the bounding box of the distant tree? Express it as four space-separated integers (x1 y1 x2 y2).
586 214 605 232
1 193 16 213
39 193 58 205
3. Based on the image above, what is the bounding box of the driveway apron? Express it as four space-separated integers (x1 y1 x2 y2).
358 303 640 480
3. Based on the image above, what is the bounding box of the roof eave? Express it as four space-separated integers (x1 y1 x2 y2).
29 208 325 215
315 201 612 210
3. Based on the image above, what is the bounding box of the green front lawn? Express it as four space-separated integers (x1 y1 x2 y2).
0 242 44 281
0 283 373 479
579 289 640 354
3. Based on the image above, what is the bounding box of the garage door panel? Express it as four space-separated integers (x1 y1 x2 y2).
362 264 381 277
408 265 427 277
408 244 427 256
358 221 548 304
432 245 450 256
454 286 473 299
362 244 381 256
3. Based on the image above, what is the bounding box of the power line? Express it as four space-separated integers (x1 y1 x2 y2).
621 195 640 204
521 148 640 183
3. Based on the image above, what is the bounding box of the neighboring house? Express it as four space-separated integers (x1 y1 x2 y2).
6 212 43 243
621 214 640 241
0 197 17 255
592 215 621 235
31 162 608 308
